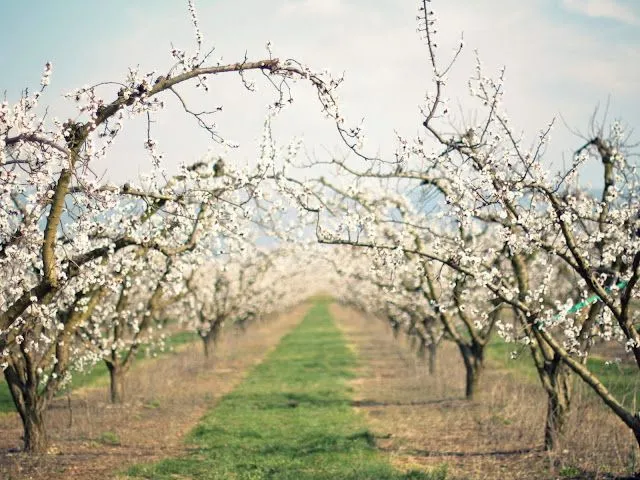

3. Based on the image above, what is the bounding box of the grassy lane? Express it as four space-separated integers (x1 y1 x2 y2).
127 302 441 480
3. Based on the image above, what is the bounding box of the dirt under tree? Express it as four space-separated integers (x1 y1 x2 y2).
0 306 306 480
332 304 638 480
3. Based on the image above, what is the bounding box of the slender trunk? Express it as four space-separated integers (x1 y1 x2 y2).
107 362 126 404
544 390 570 450
201 321 222 359
459 342 484 400
427 342 438 375
464 359 479 399
523 320 575 452
542 360 573 451
202 335 213 358
4 365 49 453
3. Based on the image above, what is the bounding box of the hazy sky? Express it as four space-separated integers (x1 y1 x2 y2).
2 0 639 186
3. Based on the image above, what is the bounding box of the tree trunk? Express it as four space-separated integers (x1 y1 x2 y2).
23 405 48 453
542 360 573 451
201 321 222 359
427 342 438 375
107 363 126 404
464 360 479 399
202 335 213 358
459 342 484 400
544 390 570 450
4 365 49 453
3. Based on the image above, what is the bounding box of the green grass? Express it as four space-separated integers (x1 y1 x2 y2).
127 302 443 480
487 340 640 409
582 357 640 409
0 380 12 414
0 329 198 413
98 430 122 446
486 340 539 381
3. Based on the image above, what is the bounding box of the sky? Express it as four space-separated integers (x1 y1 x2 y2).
1 0 639 187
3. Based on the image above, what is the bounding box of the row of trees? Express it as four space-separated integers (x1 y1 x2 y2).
277 0 639 454
0 1 343 452
2 0 637 462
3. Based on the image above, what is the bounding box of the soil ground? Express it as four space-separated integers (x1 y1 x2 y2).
0 304 307 480
2 302 637 479
125 301 432 479
331 304 639 480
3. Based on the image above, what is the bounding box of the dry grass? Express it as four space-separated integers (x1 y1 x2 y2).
0 305 307 480
331 304 639 480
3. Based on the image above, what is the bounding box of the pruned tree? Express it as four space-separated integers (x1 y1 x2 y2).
281 0 640 453
0 0 343 453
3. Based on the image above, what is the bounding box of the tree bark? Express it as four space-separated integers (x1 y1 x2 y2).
202 335 213 358
201 320 222 359
544 390 570 451
541 359 573 450
427 342 438 375
4 364 49 453
459 342 484 400
464 360 479 399
23 405 48 453
107 363 126 404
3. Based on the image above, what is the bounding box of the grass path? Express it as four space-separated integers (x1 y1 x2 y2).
127 302 441 480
